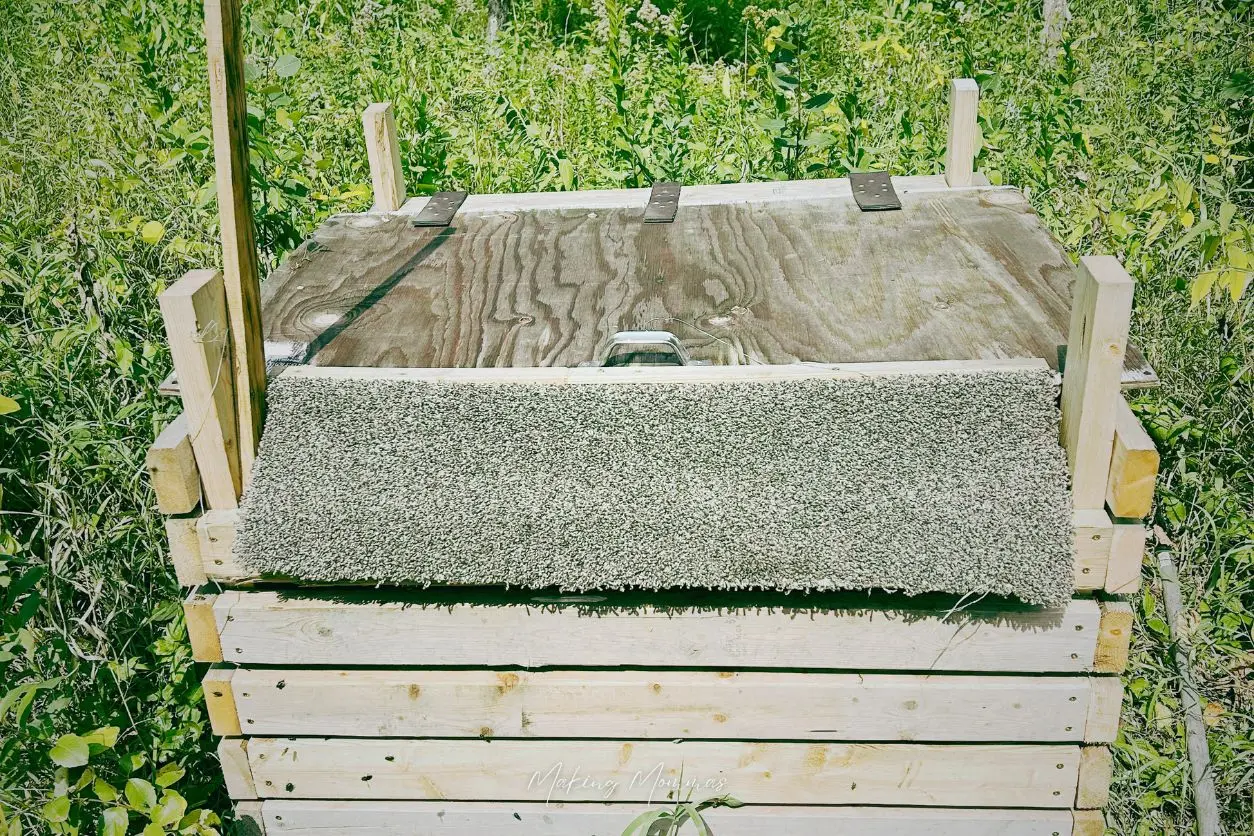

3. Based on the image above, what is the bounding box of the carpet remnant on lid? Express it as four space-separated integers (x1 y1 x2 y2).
235 368 1074 605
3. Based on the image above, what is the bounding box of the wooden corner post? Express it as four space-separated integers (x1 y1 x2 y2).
205 0 266 485
1061 256 1135 511
364 103 406 212
944 78 980 187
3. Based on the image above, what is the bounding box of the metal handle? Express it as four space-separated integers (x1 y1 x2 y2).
601 330 691 367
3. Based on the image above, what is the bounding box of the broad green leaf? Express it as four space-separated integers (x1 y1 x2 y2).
1191 271 1219 306
274 55 301 78
41 796 71 823
83 726 119 749
49 734 89 768
155 762 185 787
803 92 834 110
0 395 18 415
140 220 165 245
124 777 157 811
93 779 118 802
100 808 128 836
151 790 186 827
142 824 163 836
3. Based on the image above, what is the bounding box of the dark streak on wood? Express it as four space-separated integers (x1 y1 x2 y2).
261 189 1155 382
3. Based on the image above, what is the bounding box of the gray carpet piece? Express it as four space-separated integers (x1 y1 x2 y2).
236 368 1074 605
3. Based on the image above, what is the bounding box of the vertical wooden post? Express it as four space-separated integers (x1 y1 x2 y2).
364 103 406 212
205 0 266 485
159 270 241 509
1061 255 1134 511
944 78 980 187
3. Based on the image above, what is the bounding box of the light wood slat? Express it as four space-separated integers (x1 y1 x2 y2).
146 414 201 514
205 0 266 482
185 591 224 663
1084 677 1124 743
1105 523 1147 595
1075 746 1113 808
165 517 207 587
1073 508 1113 590
1106 399 1159 518
944 79 980 187
189 505 1112 593
158 269 240 509
1060 256 1134 510
257 800 1079 835
214 669 1104 742
364 103 405 212
1094 601 1134 674
282 357 1047 384
399 174 975 215
1072 809 1107 836
241 738 1081 807
219 738 257 800
196 591 1101 672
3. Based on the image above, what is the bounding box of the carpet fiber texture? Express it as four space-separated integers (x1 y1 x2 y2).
235 368 1074 605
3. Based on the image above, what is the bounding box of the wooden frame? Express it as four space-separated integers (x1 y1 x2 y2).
166 32 1147 823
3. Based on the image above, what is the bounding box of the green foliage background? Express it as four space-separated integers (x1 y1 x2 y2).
1 0 1251 832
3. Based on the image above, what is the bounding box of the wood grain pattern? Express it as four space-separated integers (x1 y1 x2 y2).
258 801 1078 835
240 738 1081 806
218 668 1099 741
1094 601 1135 674
260 186 1154 384
198 590 1101 671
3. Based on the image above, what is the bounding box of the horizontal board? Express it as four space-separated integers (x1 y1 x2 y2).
254 800 1082 835
216 668 1114 742
184 507 1115 593
240 738 1082 807
195 591 1102 672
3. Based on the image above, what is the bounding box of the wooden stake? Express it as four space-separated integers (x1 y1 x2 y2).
1105 523 1147 594
159 270 240 508
1061 256 1135 510
205 0 266 484
364 103 406 212
944 78 980 187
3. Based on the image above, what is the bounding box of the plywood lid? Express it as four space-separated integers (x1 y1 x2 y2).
260 177 1155 384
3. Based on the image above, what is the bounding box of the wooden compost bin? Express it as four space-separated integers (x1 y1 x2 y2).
151 13 1160 832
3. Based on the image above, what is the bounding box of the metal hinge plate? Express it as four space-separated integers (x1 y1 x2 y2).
849 172 901 212
644 182 681 223
413 191 468 227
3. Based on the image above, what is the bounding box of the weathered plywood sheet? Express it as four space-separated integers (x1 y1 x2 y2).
259 800 1077 835
200 590 1101 671
241 738 1081 806
222 668 1101 741
261 184 1154 383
